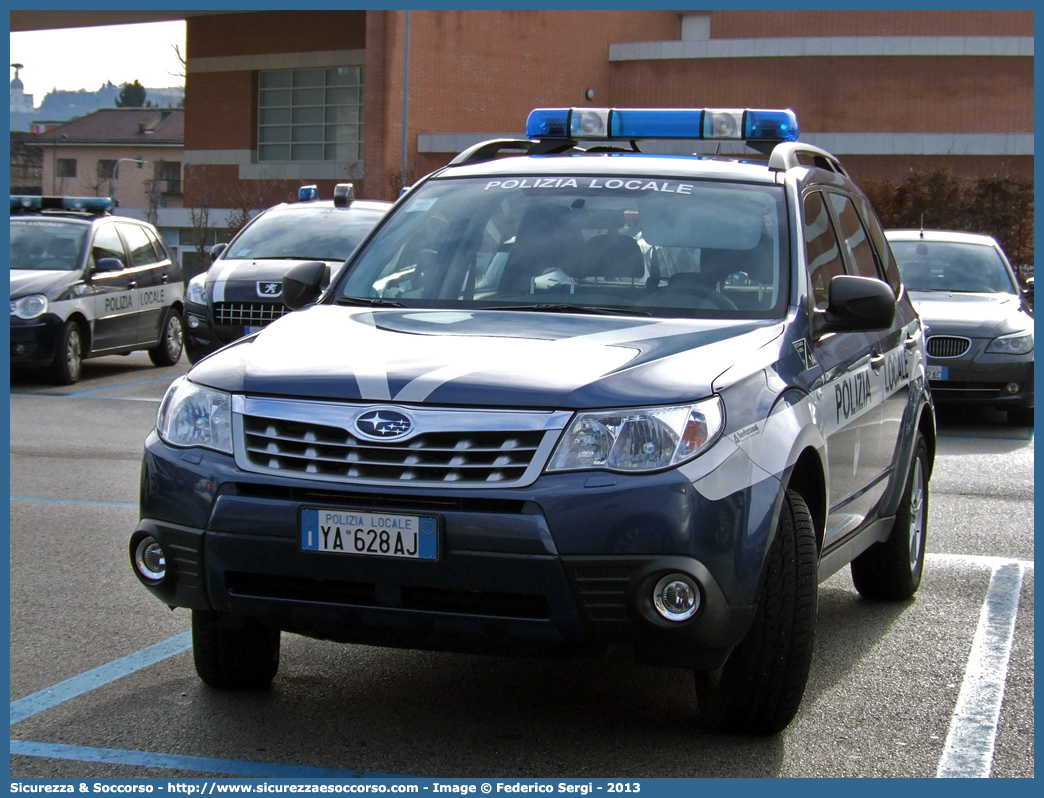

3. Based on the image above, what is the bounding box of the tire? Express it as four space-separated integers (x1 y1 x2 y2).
49 320 84 385
851 433 929 601
192 609 280 689
1007 407 1033 427
149 307 184 367
694 489 818 735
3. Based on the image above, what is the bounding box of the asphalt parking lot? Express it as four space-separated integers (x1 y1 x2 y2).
8 354 1034 778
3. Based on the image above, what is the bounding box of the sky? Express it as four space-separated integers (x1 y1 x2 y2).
9 20 186 104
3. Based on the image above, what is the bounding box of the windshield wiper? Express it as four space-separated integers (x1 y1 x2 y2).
336 296 408 307
481 303 651 316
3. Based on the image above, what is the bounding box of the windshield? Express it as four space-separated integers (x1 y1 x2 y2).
891 240 1018 294
337 176 790 319
10 220 89 271
224 206 386 261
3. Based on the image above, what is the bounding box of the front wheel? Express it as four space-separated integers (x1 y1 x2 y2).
149 308 184 367
851 433 929 600
694 489 818 735
192 610 280 689
49 320 84 385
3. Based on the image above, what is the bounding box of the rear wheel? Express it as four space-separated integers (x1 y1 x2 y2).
149 307 184 367
49 320 83 385
851 433 929 600
694 489 818 735
192 610 280 689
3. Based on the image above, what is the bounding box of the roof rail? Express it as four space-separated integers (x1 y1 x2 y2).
768 142 849 177
448 138 577 167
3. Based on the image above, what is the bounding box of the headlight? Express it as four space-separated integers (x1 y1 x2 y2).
156 377 233 454
548 397 724 473
986 331 1033 355
10 294 48 319
185 273 207 306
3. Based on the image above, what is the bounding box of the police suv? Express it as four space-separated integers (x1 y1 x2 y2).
131 108 935 734
11 196 184 384
183 184 391 364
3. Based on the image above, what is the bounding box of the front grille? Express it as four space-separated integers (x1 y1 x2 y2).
927 335 972 358
214 302 289 327
233 397 569 488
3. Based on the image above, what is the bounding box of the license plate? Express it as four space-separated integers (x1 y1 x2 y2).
301 507 439 560
927 365 948 381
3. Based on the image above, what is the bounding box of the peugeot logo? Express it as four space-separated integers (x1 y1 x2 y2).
354 408 414 440
257 281 282 297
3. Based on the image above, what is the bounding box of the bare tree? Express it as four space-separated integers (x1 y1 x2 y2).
222 179 291 239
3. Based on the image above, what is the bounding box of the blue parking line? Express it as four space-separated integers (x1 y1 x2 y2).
10 496 137 509
10 632 193 725
9 740 394 778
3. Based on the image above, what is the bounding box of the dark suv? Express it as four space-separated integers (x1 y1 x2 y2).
10 195 183 384
131 107 935 734
183 184 390 363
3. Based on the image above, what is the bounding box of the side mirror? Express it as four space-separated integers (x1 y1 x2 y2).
283 261 331 310
209 243 227 263
94 257 124 273
814 275 896 336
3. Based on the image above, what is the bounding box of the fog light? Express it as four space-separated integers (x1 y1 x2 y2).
133 535 166 582
1005 383 1020 394
653 574 700 621
12 343 27 356
187 315 201 329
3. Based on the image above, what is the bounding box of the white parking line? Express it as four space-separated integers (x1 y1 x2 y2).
928 555 1031 778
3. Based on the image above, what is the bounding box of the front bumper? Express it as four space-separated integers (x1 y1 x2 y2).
928 352 1033 409
10 313 63 367
183 299 286 363
132 433 779 669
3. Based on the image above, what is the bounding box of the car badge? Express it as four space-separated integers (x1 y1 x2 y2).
257 281 282 297
354 408 415 440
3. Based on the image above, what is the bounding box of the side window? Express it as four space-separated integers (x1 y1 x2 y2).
118 223 161 267
142 226 170 262
855 195 903 295
827 193 880 281
802 191 845 309
91 225 126 268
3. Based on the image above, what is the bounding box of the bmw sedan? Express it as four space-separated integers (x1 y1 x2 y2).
886 229 1033 425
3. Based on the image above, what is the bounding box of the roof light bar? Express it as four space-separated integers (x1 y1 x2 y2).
10 195 113 213
333 182 355 208
298 185 319 202
525 107 798 143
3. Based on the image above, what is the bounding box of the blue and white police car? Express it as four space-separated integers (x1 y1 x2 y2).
131 108 935 734
11 195 184 384
184 184 391 364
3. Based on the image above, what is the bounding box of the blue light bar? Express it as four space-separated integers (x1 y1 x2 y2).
11 195 113 213
298 185 319 202
525 107 799 143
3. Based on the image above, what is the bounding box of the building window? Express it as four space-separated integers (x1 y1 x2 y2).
258 67 364 162
158 161 182 195
56 159 77 178
97 160 117 180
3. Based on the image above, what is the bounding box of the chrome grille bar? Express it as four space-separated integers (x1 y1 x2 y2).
926 335 972 359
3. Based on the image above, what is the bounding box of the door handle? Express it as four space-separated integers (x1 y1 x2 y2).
905 333 920 350
160 273 169 284
869 351 886 371
128 280 138 289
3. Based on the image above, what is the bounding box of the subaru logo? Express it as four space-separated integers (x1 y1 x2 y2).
257 281 282 297
354 409 414 440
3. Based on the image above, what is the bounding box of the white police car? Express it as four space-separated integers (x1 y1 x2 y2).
11 195 184 384
131 108 934 734
183 184 391 364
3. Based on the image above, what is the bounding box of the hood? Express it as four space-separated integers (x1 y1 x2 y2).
189 305 783 409
910 291 1032 337
9 269 78 299
207 257 343 302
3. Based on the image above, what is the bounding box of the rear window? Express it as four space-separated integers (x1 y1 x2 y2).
338 176 790 319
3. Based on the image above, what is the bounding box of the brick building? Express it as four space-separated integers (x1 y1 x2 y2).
173 9 1032 206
